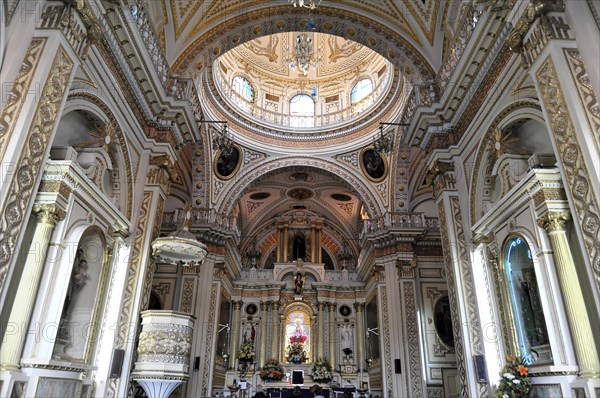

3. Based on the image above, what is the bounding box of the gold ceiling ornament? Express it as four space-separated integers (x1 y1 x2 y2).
489 128 527 160
289 0 321 10
79 122 117 152
284 32 323 76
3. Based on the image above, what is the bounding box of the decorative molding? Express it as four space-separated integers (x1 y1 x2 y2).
201 284 219 395
564 48 600 155
450 196 488 398
438 203 469 398
519 12 572 68
180 278 195 314
403 281 423 398
173 6 434 82
469 101 542 224
0 38 46 160
536 57 600 294
0 46 74 296
380 286 392 393
107 191 152 397
507 0 565 55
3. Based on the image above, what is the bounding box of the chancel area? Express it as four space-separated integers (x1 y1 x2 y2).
0 0 599 397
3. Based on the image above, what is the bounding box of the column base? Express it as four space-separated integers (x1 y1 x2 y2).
0 370 28 398
570 377 600 397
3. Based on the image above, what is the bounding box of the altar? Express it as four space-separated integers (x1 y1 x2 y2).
264 387 331 398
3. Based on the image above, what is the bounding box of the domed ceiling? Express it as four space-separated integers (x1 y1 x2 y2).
222 32 389 82
213 32 394 136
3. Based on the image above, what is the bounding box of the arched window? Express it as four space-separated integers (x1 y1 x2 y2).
351 78 373 105
504 236 550 361
289 94 314 127
232 76 254 102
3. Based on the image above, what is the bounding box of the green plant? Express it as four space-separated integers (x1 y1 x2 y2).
495 355 532 398
311 357 332 383
259 358 284 381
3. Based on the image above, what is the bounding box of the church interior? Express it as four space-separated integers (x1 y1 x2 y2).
0 0 599 397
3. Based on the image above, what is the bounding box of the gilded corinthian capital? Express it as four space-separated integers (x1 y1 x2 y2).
537 211 571 232
32 204 66 226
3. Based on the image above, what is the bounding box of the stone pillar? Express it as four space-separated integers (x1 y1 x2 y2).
230 300 243 370
316 226 322 263
283 224 289 261
397 259 425 397
317 302 325 359
538 212 600 377
259 301 269 366
271 302 280 361
329 303 336 370
0 204 65 371
277 225 283 263
432 160 483 398
310 227 316 263
355 303 366 371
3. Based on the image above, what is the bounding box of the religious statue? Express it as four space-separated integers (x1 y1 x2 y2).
294 272 304 295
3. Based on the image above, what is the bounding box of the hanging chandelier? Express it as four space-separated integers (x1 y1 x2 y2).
289 0 321 9
285 33 323 76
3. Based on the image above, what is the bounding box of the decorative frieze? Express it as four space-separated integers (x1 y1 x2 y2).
0 46 74 297
564 49 600 155
0 38 46 159
536 57 600 294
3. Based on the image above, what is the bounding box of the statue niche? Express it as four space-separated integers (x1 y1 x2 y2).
288 231 310 262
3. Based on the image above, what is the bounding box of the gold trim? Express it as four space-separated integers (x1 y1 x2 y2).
0 38 46 160
213 145 243 181
0 46 74 295
359 147 389 183
535 57 600 294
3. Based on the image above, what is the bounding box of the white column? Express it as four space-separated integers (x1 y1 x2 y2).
317 302 325 359
271 301 280 361
259 301 269 366
355 303 366 372
0 204 64 370
538 212 600 377
328 303 336 370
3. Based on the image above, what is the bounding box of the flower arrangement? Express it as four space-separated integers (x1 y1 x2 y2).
259 358 285 381
495 355 532 398
311 357 333 383
286 335 307 363
237 338 255 363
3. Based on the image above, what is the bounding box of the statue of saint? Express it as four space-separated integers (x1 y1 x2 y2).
294 272 304 295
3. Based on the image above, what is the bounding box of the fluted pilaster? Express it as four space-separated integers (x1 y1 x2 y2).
259 301 269 366
355 302 366 371
317 302 325 358
229 300 243 370
271 302 280 360
0 204 65 370
329 303 336 369
538 212 600 377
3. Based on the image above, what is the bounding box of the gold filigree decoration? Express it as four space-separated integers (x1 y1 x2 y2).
0 46 74 295
0 38 46 160
536 57 600 294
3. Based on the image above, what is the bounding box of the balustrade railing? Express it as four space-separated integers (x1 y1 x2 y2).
213 66 392 130
362 212 439 236
162 208 239 237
